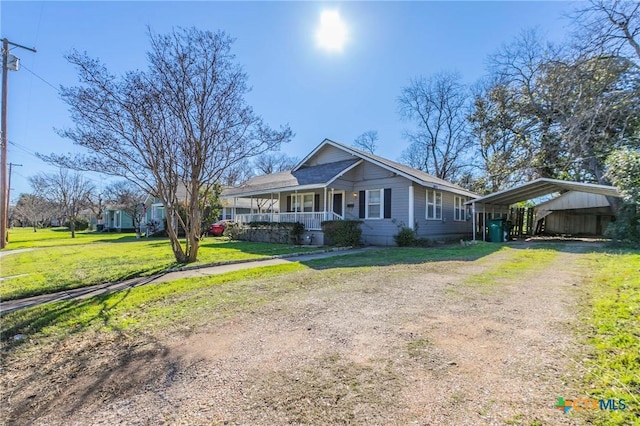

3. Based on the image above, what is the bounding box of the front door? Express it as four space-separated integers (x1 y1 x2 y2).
332 193 343 217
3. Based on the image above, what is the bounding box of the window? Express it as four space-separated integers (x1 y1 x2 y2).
367 189 382 219
426 190 442 220
303 194 314 212
288 193 315 212
359 188 391 219
454 196 466 221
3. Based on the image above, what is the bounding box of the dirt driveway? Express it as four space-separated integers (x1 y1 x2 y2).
2 246 588 425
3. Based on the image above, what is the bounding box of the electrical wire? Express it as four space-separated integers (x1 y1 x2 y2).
19 63 60 93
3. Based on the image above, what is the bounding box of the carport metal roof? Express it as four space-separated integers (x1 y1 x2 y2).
466 178 621 206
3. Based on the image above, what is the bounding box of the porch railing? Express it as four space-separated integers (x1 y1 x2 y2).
234 212 343 231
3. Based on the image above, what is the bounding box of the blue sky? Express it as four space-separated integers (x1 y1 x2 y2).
2 1 576 200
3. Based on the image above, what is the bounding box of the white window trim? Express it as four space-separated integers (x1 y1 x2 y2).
454 196 466 221
365 189 384 219
291 192 315 212
426 189 442 220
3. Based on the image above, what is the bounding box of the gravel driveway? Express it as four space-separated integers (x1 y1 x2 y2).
1 247 587 425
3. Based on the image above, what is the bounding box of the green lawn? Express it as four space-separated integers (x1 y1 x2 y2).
464 247 558 288
0 242 501 343
303 243 502 269
5 227 131 248
1 239 637 424
0 228 320 301
579 249 640 425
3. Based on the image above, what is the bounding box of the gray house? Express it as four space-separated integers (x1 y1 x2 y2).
222 139 478 245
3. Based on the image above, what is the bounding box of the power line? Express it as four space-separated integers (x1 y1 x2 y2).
8 139 39 157
19 63 59 92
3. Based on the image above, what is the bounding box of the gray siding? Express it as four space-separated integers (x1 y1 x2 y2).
307 145 354 165
414 187 473 241
329 161 473 244
344 162 412 246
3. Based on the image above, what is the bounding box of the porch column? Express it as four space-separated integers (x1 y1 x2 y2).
331 188 335 219
408 185 414 230
278 192 281 223
324 187 328 220
294 190 298 222
270 193 274 222
472 201 476 241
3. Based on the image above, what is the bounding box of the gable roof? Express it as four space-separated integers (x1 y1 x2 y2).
223 158 361 197
296 139 477 198
467 178 621 206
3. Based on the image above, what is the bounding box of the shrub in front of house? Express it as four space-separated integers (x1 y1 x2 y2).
394 226 417 247
224 221 304 244
321 220 362 247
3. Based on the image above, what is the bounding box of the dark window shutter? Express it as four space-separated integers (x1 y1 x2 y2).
384 188 392 218
358 191 366 218
286 196 291 212
314 194 320 212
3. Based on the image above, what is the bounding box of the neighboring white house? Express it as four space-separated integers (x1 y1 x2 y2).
222 138 478 245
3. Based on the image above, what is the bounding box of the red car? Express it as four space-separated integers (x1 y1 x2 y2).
207 220 230 236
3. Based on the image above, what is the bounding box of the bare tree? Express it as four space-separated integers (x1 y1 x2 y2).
29 170 95 238
398 71 473 180
475 28 640 187
41 27 292 262
105 181 147 237
253 152 299 175
221 159 254 186
573 1 640 63
13 193 53 231
352 130 378 154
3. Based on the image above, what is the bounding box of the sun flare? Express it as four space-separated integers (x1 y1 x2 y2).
316 10 347 52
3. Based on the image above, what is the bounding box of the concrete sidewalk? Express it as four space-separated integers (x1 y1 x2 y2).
0 247 373 315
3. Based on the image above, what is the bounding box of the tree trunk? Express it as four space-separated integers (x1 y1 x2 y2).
70 219 76 239
165 208 188 263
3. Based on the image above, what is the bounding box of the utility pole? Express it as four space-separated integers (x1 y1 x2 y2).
7 162 22 227
1 38 36 248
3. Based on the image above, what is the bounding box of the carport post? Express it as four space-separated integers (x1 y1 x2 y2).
482 204 486 242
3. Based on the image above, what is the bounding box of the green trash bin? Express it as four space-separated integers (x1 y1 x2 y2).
488 218 505 242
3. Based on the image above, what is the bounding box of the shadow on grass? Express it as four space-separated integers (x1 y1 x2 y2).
503 239 630 255
1 290 178 424
299 243 504 270
199 238 319 257
0 263 178 302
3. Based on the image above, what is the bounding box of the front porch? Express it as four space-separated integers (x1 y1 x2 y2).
234 211 343 231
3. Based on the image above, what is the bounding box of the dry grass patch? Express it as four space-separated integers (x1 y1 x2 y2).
245 353 400 424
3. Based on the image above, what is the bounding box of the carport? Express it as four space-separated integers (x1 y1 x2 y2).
466 178 622 241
